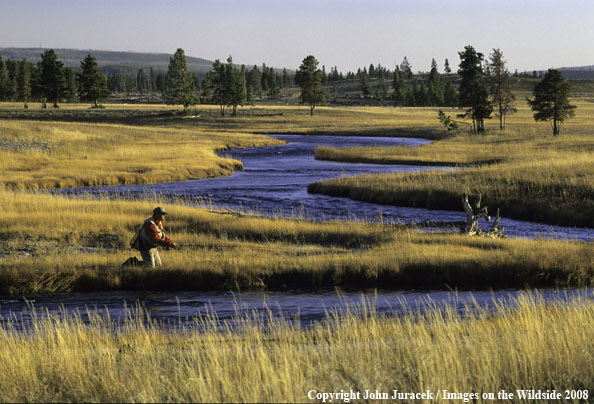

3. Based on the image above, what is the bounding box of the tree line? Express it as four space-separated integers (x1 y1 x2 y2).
0 47 576 135
0 49 110 108
0 48 294 109
295 46 575 136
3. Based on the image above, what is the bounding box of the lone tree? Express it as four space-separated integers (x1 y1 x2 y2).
78 54 110 107
487 48 516 130
295 55 325 115
164 48 197 110
458 45 492 133
39 49 67 108
527 69 576 136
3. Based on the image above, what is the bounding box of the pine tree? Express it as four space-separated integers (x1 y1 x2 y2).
282 68 291 88
428 58 444 106
265 67 280 98
247 65 262 97
357 68 371 96
443 80 458 107
211 59 228 116
392 67 405 106
16 59 31 108
226 56 245 115
487 48 516 130
30 62 44 105
39 49 67 108
260 63 269 94
5 60 18 101
329 66 341 82
378 68 388 100
400 56 413 79
458 45 492 133
137 68 148 94
444 58 452 74
0 55 9 101
528 69 576 136
163 48 197 110
63 67 78 102
200 71 212 104
294 55 325 115
149 67 156 96
78 54 110 107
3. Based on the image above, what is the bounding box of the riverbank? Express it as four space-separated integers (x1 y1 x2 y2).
311 99 594 228
0 103 448 191
0 119 284 190
2 190 593 294
1 293 593 402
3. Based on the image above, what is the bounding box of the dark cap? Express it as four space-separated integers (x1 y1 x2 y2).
153 207 168 216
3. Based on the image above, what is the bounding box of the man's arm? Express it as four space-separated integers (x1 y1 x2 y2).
143 222 176 248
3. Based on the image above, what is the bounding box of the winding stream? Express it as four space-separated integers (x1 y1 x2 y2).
6 134 590 330
66 134 594 241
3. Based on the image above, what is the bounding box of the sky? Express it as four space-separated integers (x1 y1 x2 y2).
1 0 593 73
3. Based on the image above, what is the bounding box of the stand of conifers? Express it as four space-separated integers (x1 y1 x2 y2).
462 193 505 238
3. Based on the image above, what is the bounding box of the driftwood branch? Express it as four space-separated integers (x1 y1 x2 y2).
461 193 505 238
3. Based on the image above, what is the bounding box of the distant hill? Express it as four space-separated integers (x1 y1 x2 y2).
0 47 214 73
557 65 594 80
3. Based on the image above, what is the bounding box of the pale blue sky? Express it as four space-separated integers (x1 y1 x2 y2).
1 0 593 73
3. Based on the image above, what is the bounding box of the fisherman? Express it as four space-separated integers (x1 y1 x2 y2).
139 207 176 267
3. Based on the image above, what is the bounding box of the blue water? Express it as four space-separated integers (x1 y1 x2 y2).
18 134 591 332
1 288 592 332
63 134 594 241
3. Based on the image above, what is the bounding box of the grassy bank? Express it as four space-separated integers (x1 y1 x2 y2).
0 103 451 191
2 189 593 294
0 118 283 189
1 294 593 402
0 102 449 138
311 100 594 228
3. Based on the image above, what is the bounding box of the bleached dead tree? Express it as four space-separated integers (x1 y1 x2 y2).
461 193 504 237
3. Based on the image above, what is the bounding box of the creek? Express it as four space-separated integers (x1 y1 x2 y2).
9 134 591 331
1 288 593 332
64 134 594 240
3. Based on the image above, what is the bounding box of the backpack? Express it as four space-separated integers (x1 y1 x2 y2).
129 227 142 250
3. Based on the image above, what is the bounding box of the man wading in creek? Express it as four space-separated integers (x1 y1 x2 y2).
138 207 176 267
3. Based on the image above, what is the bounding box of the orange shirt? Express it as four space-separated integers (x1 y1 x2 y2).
141 218 175 248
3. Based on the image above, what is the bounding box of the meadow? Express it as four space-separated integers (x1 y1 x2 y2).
310 99 594 227
0 294 593 402
1 99 593 402
0 117 282 190
0 101 593 294
1 189 593 294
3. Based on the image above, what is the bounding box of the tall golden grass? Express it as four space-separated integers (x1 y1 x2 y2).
1 189 593 294
0 294 592 402
311 100 594 227
0 119 283 189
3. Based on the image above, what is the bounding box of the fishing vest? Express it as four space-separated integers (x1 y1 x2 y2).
139 217 164 249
